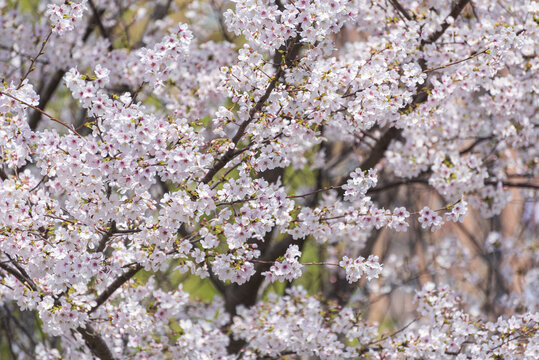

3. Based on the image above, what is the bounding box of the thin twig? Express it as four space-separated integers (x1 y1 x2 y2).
369 318 418 345
18 30 53 88
287 186 341 199
0 90 84 139
487 181 539 190
423 48 489 73
0 90 83 138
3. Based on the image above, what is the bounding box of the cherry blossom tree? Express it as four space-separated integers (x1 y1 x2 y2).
0 0 537 359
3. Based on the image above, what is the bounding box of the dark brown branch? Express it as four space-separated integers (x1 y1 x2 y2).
286 185 341 199
150 0 174 20
0 262 37 292
95 221 117 253
459 136 492 154
88 264 142 314
488 181 539 190
201 74 281 184
88 0 114 51
367 318 418 347
359 127 402 171
389 0 412 21
367 178 537 196
421 0 471 46
5 254 36 290
201 37 300 184
210 0 233 42
77 324 115 360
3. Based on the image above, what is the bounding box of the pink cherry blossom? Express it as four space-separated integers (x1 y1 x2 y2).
0 0 537 358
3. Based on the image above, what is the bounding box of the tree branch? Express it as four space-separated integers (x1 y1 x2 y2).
88 264 142 314
201 37 300 184
77 324 115 360
489 181 539 190
88 0 114 51
388 0 412 21
0 261 37 292
423 48 489 73
28 70 65 130
95 221 117 253
367 178 430 194
27 6 107 130
339 0 472 178
0 90 83 137
421 0 471 46
17 30 53 88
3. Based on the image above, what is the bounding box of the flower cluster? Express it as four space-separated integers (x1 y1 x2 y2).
46 0 87 35
444 199 468 223
339 255 383 283
262 244 303 282
418 206 445 232
136 24 193 89
0 0 537 358
210 245 260 285
389 206 411 232
224 0 359 49
342 168 378 202
232 287 371 359
0 80 38 168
